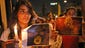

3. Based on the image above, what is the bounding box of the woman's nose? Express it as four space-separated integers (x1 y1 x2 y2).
24 12 29 16
25 13 28 16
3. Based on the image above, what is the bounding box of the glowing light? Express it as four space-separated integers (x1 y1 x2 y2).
55 15 58 18
64 0 67 3
14 23 18 40
50 2 57 5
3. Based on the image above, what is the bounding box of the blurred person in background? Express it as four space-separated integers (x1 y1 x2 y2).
46 12 56 30
63 7 77 17
56 7 79 48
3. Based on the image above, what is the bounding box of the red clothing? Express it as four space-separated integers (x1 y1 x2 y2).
62 35 79 48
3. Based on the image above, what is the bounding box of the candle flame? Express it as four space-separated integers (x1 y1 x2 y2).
14 24 17 32
14 23 18 40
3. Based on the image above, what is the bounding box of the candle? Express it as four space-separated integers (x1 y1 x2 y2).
14 23 22 48
14 23 20 48
14 23 18 40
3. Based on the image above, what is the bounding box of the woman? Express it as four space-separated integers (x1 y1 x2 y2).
0 0 36 48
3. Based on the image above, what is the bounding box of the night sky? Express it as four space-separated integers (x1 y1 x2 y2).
29 0 81 17
30 0 56 16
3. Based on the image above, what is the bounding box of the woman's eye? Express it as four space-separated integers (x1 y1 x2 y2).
19 10 29 14
21 11 25 14
19 10 25 14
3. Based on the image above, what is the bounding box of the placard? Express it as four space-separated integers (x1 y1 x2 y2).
27 23 50 46
56 17 82 35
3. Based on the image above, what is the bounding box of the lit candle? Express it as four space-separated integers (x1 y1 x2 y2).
14 23 18 40
14 23 22 48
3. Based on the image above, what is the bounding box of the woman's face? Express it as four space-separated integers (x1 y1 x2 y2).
67 9 75 16
17 5 31 24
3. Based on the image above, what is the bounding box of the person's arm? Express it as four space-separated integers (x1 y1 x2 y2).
0 28 10 41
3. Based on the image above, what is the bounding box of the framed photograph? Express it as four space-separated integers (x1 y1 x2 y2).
27 23 50 46
56 17 82 35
